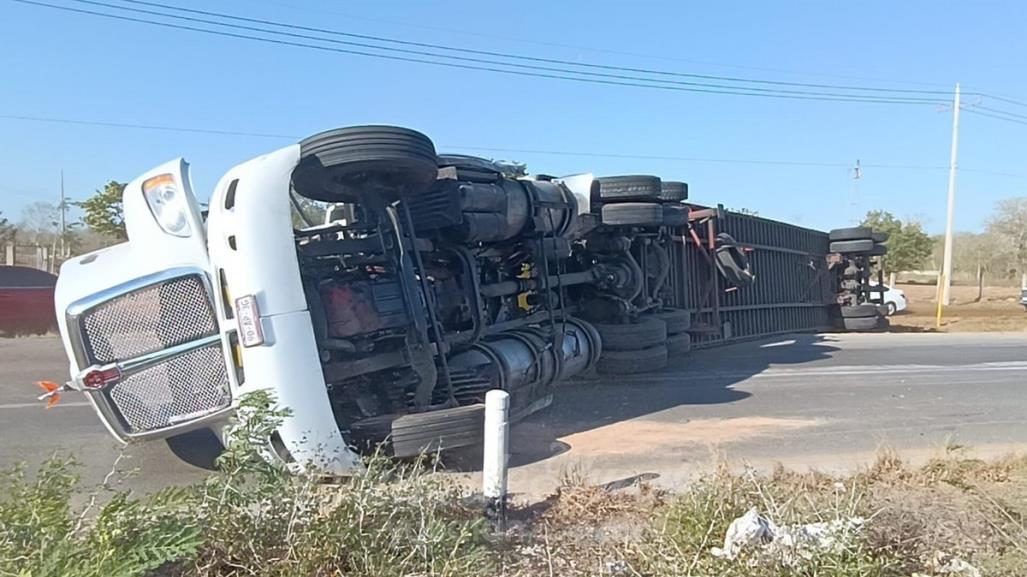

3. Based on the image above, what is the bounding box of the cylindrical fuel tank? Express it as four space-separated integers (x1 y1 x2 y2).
449 179 578 243
446 318 601 410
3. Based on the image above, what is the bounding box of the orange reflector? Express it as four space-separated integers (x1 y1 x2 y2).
36 381 63 409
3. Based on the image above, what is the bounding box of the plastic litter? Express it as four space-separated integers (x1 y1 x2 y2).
711 507 865 564
711 508 776 559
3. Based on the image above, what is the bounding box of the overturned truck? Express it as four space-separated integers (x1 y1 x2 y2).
49 125 860 474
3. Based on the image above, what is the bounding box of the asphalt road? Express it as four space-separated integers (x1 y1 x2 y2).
2 332 1026 495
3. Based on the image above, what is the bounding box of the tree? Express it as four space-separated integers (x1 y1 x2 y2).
986 197 1027 279
0 211 13 242
76 181 127 240
860 210 932 273
950 232 1011 300
18 201 59 244
289 194 328 229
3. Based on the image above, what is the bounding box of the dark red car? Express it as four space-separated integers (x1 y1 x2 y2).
0 265 58 336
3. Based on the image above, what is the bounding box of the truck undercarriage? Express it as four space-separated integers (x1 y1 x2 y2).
288 127 710 457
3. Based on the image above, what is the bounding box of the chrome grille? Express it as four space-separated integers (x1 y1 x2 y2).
81 275 215 364
108 344 231 433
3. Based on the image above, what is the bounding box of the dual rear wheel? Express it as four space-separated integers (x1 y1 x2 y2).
592 309 692 374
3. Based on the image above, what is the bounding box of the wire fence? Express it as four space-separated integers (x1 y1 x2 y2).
1 243 61 273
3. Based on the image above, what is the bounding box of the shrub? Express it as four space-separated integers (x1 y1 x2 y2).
0 391 493 577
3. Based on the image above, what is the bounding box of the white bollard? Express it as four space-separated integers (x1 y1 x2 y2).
482 389 510 523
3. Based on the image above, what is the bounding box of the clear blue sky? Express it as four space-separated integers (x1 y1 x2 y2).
2 0 1025 234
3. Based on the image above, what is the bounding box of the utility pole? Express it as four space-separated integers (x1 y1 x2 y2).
850 159 862 224
59 170 67 258
940 83 960 306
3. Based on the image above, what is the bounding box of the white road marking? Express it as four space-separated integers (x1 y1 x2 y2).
0 401 92 410
616 361 1027 383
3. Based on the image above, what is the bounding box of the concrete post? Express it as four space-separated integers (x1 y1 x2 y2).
4 243 13 266
482 389 510 525
940 83 960 306
888 272 896 289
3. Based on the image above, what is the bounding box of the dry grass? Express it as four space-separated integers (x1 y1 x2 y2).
887 283 1027 332
496 449 1027 576
7 400 1027 577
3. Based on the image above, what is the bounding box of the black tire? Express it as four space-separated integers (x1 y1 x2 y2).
838 304 881 318
829 227 873 242
651 308 692 334
667 332 692 355
662 205 689 227
871 231 890 243
597 175 662 201
350 404 485 458
659 181 688 202
830 239 875 254
842 316 884 331
868 244 888 256
165 428 224 470
593 317 667 351
292 125 439 202
601 202 663 226
885 302 897 316
596 344 669 374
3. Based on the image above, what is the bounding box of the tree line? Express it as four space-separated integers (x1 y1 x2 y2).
860 200 1027 286
0 181 126 258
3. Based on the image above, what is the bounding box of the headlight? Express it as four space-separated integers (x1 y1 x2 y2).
142 173 192 237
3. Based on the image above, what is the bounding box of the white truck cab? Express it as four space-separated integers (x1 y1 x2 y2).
56 149 362 474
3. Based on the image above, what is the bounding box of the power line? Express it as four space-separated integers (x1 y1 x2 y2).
72 0 951 101
973 104 1027 121
979 93 1027 109
961 107 1027 126
10 0 951 105
445 144 952 170
4 111 1027 179
258 0 951 88
110 0 956 97
0 113 300 138
0 111 965 171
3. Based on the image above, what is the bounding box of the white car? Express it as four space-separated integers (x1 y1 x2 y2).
870 283 907 316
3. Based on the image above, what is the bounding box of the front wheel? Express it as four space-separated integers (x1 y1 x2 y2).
886 302 897 316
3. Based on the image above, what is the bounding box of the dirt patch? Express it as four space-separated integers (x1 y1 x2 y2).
889 283 1027 332
558 417 819 456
